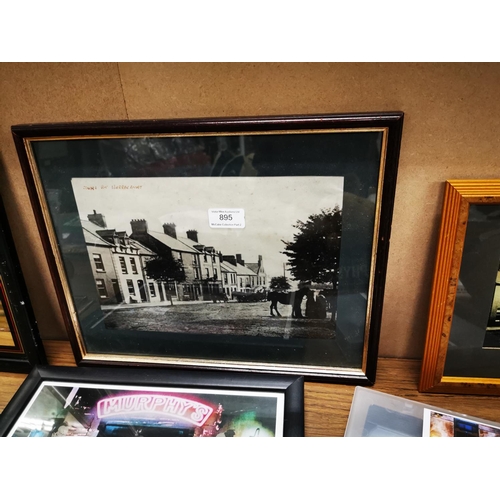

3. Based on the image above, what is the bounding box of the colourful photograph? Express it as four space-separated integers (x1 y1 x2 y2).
424 409 500 437
8 381 284 437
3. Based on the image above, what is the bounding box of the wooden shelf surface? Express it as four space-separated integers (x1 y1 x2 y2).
2 340 500 436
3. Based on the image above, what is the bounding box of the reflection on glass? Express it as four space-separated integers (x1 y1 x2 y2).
31 130 384 372
444 204 500 377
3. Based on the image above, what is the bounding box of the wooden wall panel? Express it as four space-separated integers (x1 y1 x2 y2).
1 62 499 361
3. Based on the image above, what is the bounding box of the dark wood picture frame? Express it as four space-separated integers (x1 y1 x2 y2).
0 365 304 437
12 112 404 383
0 195 46 372
420 179 500 395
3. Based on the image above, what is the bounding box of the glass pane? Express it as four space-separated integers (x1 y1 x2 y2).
444 204 500 377
31 129 383 372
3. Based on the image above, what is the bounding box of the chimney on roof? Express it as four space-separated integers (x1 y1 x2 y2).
223 255 236 266
236 254 244 266
88 210 107 228
258 255 262 266
130 219 148 235
186 230 198 242
163 223 177 239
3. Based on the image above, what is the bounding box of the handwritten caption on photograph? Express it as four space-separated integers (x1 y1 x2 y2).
82 184 143 191
208 208 245 229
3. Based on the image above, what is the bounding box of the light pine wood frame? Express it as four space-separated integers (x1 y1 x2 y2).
420 179 500 394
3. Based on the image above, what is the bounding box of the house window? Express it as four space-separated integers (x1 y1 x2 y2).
119 256 128 274
130 258 138 274
194 268 200 280
126 279 135 294
92 253 105 272
223 274 228 285
96 279 108 298
204 254 207 262
206 268 210 279
149 283 156 297
213 268 218 280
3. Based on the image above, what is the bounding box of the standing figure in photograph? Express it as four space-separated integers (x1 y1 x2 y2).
268 286 309 318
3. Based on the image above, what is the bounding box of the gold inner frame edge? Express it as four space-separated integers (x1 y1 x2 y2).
24 126 389 374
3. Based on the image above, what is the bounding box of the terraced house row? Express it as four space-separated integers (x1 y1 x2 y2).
82 211 267 305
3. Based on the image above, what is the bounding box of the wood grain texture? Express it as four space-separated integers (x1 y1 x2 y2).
2 341 500 436
419 180 500 394
447 179 500 197
0 372 26 410
419 182 464 390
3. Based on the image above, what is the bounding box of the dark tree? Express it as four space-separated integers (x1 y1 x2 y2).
282 207 342 287
144 250 186 282
269 276 292 291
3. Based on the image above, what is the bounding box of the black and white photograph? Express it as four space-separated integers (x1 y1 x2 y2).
71 176 343 341
13 112 404 380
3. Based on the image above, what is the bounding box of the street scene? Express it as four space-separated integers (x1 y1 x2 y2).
72 167 343 340
9 382 282 437
103 298 336 339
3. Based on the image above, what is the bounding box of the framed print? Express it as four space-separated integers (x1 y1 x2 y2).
0 365 304 437
12 112 404 383
420 180 500 395
0 195 46 372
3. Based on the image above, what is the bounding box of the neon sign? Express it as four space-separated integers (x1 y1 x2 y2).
97 394 215 426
